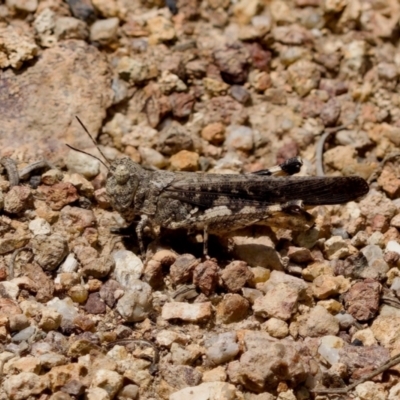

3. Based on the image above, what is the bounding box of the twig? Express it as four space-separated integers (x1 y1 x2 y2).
312 352 400 394
0 157 19 187
8 247 32 280
18 160 54 180
316 103 361 177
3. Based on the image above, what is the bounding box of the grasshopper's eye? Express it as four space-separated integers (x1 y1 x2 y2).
115 165 130 185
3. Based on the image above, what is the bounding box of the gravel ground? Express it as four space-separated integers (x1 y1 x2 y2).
1 0 400 399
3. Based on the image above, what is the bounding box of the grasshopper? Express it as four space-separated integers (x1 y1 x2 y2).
70 118 369 256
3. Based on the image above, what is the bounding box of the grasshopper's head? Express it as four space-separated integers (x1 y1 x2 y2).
106 157 142 221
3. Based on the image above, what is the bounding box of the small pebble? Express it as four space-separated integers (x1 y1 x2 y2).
162 302 212 322
90 18 119 43
263 317 289 338
170 150 199 171
113 250 144 287
116 280 152 322
225 125 254 152
318 335 345 366
66 151 100 179
216 293 249 324
29 217 51 236
205 332 239 365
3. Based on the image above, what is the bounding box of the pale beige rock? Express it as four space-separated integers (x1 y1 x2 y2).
270 0 295 23
233 0 263 25
162 302 212 322
156 330 189 348
0 25 38 69
203 77 230 96
324 236 350 260
86 387 110 400
6 0 37 12
0 41 112 164
6 356 41 374
323 0 347 13
65 150 100 179
238 332 306 391
298 305 339 337
171 342 203 366
263 317 289 338
253 282 299 321
170 150 200 171
159 70 187 94
389 381 400 400
54 17 88 41
302 261 333 281
90 18 119 42
117 56 157 84
147 16 176 43
92 0 120 17
356 381 387 400
39 308 61 331
287 59 320 97
259 270 308 294
90 369 123 398
170 382 237 400
324 145 358 172
29 218 51 236
202 366 227 382
32 8 56 47
312 275 350 299
47 363 88 391
229 232 283 270
3 372 49 400
352 328 377 346
371 306 400 352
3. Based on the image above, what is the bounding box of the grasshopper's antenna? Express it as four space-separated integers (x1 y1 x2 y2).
66 144 110 171
75 116 111 168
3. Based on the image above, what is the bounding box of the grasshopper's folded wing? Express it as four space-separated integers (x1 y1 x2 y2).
163 174 369 209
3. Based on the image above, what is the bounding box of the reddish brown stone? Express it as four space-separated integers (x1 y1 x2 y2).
204 96 247 126
4 186 33 214
38 182 79 211
99 279 122 308
246 43 271 72
343 279 381 321
319 79 348 97
339 344 389 380
221 261 253 293
169 92 195 119
301 95 324 118
25 263 54 302
84 292 106 314
170 254 199 284
287 246 314 264
193 260 219 296
320 98 341 126
73 315 96 332
143 260 163 289
371 214 389 233
213 42 249 84
216 293 249 324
